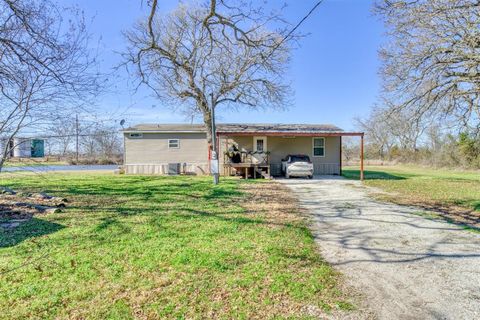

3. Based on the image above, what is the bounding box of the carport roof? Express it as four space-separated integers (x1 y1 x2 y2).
216 123 363 136
124 123 363 136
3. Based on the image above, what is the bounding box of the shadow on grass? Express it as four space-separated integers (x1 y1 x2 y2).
342 169 407 181
0 218 64 248
58 177 243 202
453 199 480 212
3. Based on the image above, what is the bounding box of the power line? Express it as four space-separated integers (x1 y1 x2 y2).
262 0 324 63
282 1 324 47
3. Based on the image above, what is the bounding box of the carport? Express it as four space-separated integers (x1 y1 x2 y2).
216 124 365 180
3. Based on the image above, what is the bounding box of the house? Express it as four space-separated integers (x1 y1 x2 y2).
122 123 364 178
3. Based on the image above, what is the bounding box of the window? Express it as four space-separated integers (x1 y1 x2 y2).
168 139 180 149
129 133 143 138
253 136 267 153
256 139 264 152
313 137 325 157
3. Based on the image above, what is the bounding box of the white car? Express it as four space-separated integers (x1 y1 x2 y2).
281 154 314 179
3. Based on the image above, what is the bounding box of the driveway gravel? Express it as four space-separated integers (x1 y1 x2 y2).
279 177 480 320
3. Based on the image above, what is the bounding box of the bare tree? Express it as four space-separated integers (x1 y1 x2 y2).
375 0 480 131
48 117 76 156
357 106 431 160
0 0 98 172
123 0 295 146
355 108 395 159
386 110 430 151
90 125 122 160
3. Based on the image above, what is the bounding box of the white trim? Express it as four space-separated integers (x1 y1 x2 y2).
168 139 180 149
312 137 326 157
253 136 267 152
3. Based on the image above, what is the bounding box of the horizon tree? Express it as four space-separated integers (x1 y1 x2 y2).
123 0 297 147
375 0 480 134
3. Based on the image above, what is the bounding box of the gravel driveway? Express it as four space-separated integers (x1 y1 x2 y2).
279 177 480 320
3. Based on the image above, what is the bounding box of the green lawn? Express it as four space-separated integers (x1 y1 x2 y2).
0 173 350 319
343 165 480 213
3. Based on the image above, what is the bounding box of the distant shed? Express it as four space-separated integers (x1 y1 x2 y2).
11 137 45 158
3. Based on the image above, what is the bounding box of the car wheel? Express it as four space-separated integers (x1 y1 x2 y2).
308 175 313 179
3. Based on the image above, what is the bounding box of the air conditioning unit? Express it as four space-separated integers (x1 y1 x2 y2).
168 163 181 175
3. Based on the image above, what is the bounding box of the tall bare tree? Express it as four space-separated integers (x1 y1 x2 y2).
355 108 396 159
0 0 98 172
48 117 76 156
375 0 480 132
356 107 430 159
123 0 295 146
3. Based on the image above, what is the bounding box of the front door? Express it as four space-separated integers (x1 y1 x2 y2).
252 136 267 163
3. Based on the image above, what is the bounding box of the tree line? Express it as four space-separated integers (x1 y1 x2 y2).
45 117 122 164
353 0 480 169
353 107 480 168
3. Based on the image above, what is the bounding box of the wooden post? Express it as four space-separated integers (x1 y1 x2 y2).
339 135 342 176
224 136 228 176
360 134 364 181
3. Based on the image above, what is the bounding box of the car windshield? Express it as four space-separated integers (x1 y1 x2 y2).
290 155 310 162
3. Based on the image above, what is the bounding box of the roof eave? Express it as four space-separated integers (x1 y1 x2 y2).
123 130 206 134
216 131 364 137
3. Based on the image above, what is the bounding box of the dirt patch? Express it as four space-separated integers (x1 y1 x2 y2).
240 181 305 225
0 191 67 230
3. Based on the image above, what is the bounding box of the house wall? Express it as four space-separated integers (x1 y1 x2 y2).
220 135 341 175
123 131 342 176
124 132 209 175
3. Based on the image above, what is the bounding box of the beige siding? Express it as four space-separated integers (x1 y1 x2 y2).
123 131 341 176
267 136 340 164
220 135 341 175
124 132 208 164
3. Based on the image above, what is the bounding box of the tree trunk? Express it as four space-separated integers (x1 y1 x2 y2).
202 107 213 149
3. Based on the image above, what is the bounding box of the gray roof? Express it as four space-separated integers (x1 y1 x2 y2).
124 123 206 132
217 123 343 133
124 123 345 134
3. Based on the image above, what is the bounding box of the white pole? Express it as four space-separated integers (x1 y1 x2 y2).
211 93 219 185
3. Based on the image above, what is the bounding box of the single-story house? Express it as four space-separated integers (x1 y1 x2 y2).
122 123 364 178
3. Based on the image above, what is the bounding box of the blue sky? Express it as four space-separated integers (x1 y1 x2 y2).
69 0 383 131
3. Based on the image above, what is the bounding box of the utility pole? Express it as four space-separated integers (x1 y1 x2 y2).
75 114 79 163
210 93 219 185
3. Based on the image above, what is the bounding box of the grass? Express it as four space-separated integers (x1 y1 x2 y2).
0 172 350 319
343 165 480 228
